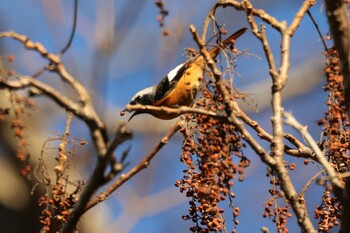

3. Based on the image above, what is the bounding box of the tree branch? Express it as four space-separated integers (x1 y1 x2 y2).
124 104 218 118
55 113 74 180
232 98 316 160
288 0 315 35
284 111 344 189
189 24 275 166
85 119 183 211
0 76 82 115
61 123 132 233
216 0 284 31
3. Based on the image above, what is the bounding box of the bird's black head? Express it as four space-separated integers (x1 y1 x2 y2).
129 93 154 105
127 86 156 121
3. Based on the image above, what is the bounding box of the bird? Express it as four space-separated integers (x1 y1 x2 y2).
123 27 247 121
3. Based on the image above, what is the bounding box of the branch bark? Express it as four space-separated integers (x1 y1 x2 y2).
85 120 182 211
284 112 344 190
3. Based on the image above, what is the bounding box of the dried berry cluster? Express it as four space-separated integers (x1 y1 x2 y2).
10 94 35 177
38 183 81 232
0 54 15 79
0 55 34 177
176 83 250 232
155 0 169 36
263 200 292 233
315 47 348 232
314 190 341 232
319 47 350 172
36 138 84 232
263 168 293 233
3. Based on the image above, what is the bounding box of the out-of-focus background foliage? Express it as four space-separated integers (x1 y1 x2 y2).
0 1 334 232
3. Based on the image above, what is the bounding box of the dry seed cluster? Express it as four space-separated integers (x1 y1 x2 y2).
314 190 341 232
0 55 34 178
316 47 347 232
177 82 250 232
319 48 350 172
154 0 169 36
38 183 81 232
263 167 293 233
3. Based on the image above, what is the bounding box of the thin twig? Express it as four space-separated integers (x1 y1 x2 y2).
85 119 183 211
217 0 283 31
103 122 133 181
55 112 74 181
59 0 78 56
1 76 82 115
320 171 350 181
307 10 328 51
31 0 78 80
300 170 325 198
61 123 131 233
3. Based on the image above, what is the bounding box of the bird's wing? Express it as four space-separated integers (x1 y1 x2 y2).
152 28 247 103
153 62 189 102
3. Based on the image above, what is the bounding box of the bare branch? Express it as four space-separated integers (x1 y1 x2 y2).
55 113 74 180
124 104 218 118
217 0 284 31
283 133 316 160
232 99 316 160
85 119 183 211
288 0 315 35
103 122 133 180
260 25 279 79
191 22 316 231
0 76 82 115
273 158 316 232
0 31 60 62
284 111 344 190
0 31 91 105
307 11 328 51
300 170 324 198
61 122 131 233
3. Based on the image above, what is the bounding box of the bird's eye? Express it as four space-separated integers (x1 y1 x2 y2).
130 96 141 105
135 95 142 103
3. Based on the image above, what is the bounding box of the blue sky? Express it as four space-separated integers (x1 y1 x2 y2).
0 1 335 232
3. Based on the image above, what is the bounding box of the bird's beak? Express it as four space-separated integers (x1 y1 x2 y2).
121 108 138 122
128 110 140 122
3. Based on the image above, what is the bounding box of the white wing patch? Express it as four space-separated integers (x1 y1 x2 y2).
167 63 184 82
131 85 156 101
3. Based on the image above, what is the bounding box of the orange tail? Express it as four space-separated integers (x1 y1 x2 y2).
208 27 248 59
